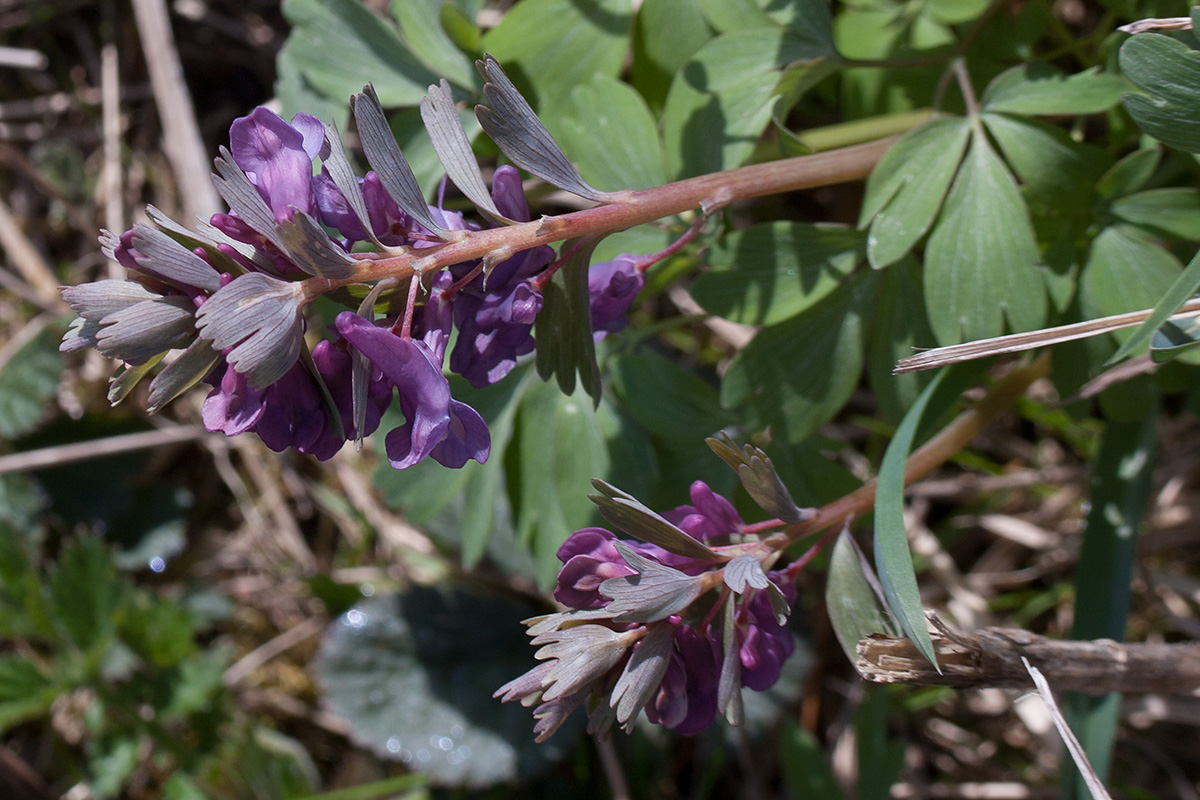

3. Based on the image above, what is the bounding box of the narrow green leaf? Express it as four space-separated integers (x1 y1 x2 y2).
1107 243 1200 365
1062 415 1156 798
1120 33 1200 153
558 74 667 191
859 117 971 269
1150 317 1200 363
691 222 864 326
873 369 948 668
1095 147 1160 200
779 719 845 800
721 272 875 444
826 530 897 666
924 134 1046 345
982 63 1126 115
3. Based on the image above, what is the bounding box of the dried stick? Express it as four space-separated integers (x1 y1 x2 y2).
129 0 220 221
856 629 1200 695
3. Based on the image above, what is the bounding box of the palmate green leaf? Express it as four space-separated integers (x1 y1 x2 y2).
662 27 836 178
316 589 572 787
515 380 656 587
1111 188 1200 240
826 530 897 667
0 325 61 439
0 654 54 730
924 134 1046 345
873 369 948 669
982 63 1127 115
558 74 667 191
691 222 864 326
631 0 712 112
1081 226 1182 345
982 112 1113 213
279 0 440 110
481 0 632 140
1120 33 1200 153
859 117 971 269
721 271 876 444
699 0 833 39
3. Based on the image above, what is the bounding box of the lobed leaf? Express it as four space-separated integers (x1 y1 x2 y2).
421 79 511 224
95 296 196 363
982 63 1127 116
859 117 970 270
721 272 875 443
705 433 809 523
534 237 602 404
601 542 707 622
146 337 222 413
608 622 673 726
475 56 607 201
129 223 222 292
923 134 1046 345
320 120 382 248
194 273 305 388
274 211 360 279
589 478 721 561
353 85 451 239
1081 226 1181 347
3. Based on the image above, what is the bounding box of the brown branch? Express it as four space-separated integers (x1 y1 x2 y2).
314 136 898 292
856 629 1200 695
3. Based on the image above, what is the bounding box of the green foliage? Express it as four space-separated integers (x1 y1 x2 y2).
826 530 898 665
315 588 572 787
0 324 62 439
1120 32 1200 153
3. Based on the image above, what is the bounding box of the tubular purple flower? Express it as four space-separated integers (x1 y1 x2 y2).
663 480 745 542
554 528 637 609
738 573 797 691
335 312 489 470
588 254 644 340
229 108 324 222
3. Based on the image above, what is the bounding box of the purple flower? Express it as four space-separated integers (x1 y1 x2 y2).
644 625 720 735
554 528 637 609
335 312 489 469
738 573 797 691
229 107 324 222
588 254 644 339
664 480 745 542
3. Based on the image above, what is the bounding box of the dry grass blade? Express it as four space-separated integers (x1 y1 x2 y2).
895 299 1200 373
1022 658 1114 800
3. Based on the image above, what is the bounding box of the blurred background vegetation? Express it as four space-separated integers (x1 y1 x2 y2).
2 0 1200 798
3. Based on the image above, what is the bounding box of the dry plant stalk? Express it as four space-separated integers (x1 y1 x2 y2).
857 629 1200 695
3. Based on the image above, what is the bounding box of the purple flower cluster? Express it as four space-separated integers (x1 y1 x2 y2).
63 106 649 470
498 481 797 740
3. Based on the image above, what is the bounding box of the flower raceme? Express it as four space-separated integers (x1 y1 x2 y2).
61 85 649 470
496 480 798 741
